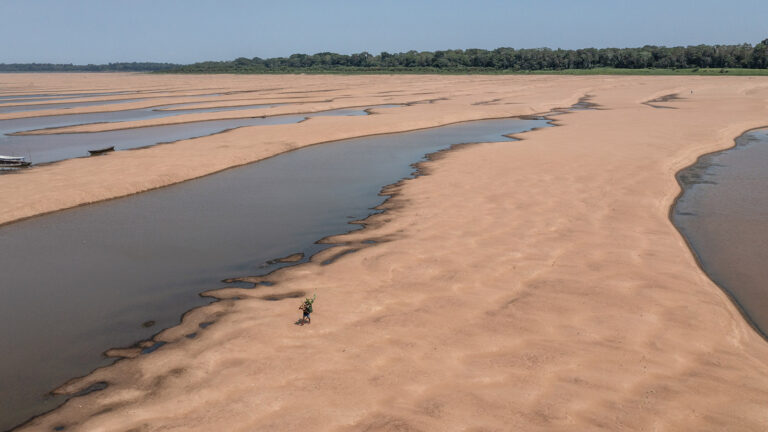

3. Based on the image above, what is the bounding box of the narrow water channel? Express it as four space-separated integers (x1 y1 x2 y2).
0 102 285 136
673 127 768 337
0 91 225 114
0 98 149 114
0 91 135 102
0 105 397 165
0 115 549 430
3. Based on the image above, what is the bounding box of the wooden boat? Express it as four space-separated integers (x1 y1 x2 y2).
0 155 31 167
88 146 115 155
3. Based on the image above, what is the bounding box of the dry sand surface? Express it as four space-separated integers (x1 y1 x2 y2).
4 73 768 431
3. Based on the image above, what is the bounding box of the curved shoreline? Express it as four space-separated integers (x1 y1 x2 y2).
0 105 407 168
11 97 455 135
6 74 768 431
0 104 583 228
10 102 400 135
6 112 560 432
669 125 768 341
0 90 315 121
0 89 229 112
0 74 596 228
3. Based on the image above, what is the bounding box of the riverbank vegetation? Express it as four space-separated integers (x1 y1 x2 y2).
3 40 767 75
163 40 768 74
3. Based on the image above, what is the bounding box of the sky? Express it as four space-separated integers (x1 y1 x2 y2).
1 0 766 64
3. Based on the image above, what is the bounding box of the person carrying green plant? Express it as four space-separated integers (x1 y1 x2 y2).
298 294 316 325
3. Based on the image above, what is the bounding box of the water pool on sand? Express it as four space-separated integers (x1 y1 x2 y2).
673 127 768 337
0 116 549 430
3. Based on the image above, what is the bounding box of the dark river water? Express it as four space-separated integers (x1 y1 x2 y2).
673 127 768 337
0 105 397 165
2 102 284 134
0 115 549 430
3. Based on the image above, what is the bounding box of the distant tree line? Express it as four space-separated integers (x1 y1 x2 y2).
0 62 180 72
165 39 768 73
3 40 767 74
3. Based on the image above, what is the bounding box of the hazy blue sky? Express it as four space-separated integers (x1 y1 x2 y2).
1 0 766 64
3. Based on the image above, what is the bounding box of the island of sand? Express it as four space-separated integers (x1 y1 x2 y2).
3 73 768 431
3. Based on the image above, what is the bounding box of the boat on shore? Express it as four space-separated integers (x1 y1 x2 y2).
88 146 114 155
0 155 31 167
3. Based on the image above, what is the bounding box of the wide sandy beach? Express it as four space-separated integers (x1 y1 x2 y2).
4 73 768 431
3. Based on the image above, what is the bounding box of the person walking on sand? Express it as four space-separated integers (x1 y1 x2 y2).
298 294 316 325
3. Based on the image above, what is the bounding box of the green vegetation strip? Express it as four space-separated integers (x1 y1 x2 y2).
156 67 768 76
3 39 768 75
161 39 768 74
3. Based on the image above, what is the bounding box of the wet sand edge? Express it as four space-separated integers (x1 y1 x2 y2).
7 104 581 430
668 125 768 341
0 97 585 229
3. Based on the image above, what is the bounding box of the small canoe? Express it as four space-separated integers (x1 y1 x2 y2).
0 155 31 167
88 146 115 155
0 155 25 162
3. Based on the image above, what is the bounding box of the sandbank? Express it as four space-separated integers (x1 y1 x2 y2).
3 73 768 431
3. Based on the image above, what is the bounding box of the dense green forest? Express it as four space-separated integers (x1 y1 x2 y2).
164 39 768 74
3 40 767 74
0 62 179 72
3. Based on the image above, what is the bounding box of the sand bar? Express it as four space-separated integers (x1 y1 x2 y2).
3 74 768 430
0 73 591 226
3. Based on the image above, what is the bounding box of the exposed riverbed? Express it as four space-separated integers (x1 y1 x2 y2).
0 105 398 165
0 115 549 430
0 91 227 114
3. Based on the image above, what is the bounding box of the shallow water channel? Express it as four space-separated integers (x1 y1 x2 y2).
673 127 768 337
0 105 396 165
0 102 283 134
0 115 549 429
0 98 151 114
0 91 136 103
0 91 226 114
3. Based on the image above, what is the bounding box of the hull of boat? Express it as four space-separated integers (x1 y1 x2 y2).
88 146 115 155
